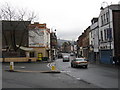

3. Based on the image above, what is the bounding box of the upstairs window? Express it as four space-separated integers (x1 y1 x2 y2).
101 31 103 41
104 29 107 40
106 12 109 23
101 16 104 25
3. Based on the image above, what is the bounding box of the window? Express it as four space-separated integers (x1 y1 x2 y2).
101 16 103 25
91 41 93 45
90 32 92 38
103 14 106 24
104 29 107 40
101 12 109 25
101 31 103 41
106 12 109 23
107 28 112 41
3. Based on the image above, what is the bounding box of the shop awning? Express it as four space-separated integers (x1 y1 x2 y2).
16 45 34 51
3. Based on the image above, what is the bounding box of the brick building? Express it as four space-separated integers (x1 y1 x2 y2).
1 20 31 57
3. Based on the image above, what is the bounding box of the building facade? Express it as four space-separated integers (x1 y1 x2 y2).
1 20 31 57
77 33 84 57
0 21 2 58
89 18 99 63
98 4 120 64
28 22 50 61
77 27 90 59
61 41 71 53
50 31 58 60
77 4 120 65
82 27 90 59
112 7 120 65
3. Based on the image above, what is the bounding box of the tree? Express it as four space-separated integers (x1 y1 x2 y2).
0 3 37 52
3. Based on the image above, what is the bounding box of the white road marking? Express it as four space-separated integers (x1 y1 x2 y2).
20 66 26 69
76 78 81 80
47 63 51 69
60 70 71 73
47 62 56 69
47 63 50 68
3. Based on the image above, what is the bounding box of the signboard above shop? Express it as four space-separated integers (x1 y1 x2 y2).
29 43 45 47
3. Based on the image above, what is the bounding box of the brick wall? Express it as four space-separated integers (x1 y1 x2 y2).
113 10 120 57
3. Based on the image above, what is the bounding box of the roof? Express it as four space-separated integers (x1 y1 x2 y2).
29 23 46 29
101 4 120 11
109 4 120 10
91 18 98 24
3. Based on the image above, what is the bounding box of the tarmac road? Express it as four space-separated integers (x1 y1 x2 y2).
55 57 119 88
2 62 100 88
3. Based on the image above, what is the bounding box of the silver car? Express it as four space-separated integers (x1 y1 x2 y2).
71 58 88 68
63 56 70 62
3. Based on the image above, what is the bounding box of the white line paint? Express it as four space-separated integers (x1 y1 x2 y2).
47 63 51 68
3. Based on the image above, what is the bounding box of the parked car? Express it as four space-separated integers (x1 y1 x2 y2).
70 53 74 56
58 53 63 58
63 56 70 62
71 58 88 68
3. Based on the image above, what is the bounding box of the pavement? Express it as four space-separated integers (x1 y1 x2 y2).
89 61 119 69
3 61 61 73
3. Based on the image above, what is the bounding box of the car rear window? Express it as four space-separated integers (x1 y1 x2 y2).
75 58 85 61
64 56 68 58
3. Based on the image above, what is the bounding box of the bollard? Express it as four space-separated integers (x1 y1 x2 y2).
51 65 56 71
10 62 14 71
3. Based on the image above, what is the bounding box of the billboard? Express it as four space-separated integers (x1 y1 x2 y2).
29 28 45 47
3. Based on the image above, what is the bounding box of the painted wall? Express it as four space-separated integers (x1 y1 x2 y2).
98 8 114 50
90 22 99 52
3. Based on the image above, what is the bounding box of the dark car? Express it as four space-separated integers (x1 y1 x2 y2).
58 53 63 58
70 53 74 56
71 58 88 68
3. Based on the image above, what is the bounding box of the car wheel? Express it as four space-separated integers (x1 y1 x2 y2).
85 65 88 68
75 65 77 68
73 65 76 68
73 64 75 68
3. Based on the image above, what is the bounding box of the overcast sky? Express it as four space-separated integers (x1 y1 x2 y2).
0 0 120 41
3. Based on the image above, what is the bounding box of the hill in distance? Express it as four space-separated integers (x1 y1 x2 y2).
57 39 75 47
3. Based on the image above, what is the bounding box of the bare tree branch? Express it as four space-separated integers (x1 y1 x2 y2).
0 3 16 21
1 3 38 52
27 11 37 21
